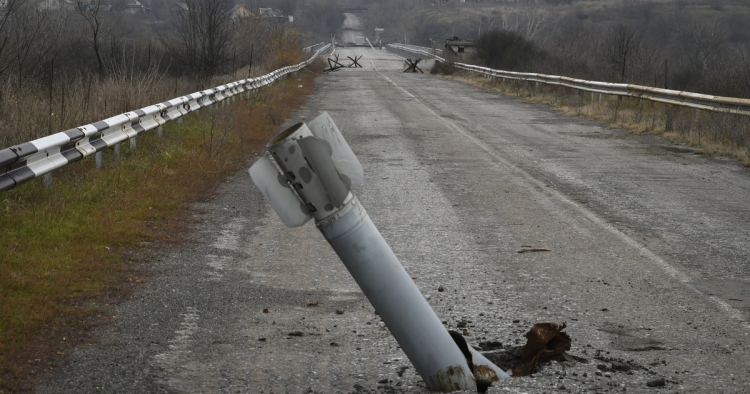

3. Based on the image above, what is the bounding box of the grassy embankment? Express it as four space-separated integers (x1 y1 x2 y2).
0 61 323 391
436 66 750 165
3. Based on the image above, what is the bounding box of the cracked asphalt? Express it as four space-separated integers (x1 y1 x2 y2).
34 47 750 393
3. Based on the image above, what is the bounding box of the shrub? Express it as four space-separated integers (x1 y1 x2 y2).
476 29 539 71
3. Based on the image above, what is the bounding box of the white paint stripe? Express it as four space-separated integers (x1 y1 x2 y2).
204 254 231 280
212 217 246 251
153 306 199 368
371 61 749 327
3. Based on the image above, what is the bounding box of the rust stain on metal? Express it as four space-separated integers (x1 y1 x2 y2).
426 364 476 392
472 364 500 392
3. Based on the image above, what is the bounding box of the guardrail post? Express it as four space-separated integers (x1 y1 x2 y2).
114 142 121 159
599 93 603 103
178 117 183 125
44 173 53 189
157 125 163 137
95 151 103 170
130 136 137 149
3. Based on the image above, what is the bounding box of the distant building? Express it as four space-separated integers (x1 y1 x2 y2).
172 3 251 19
34 0 67 10
230 4 252 19
123 0 147 14
258 7 289 23
75 1 113 12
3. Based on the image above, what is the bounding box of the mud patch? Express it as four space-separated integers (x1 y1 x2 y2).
597 323 667 351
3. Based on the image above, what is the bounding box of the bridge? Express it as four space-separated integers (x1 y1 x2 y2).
29 46 750 393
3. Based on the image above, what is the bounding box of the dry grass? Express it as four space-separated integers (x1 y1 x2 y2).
0 43 306 149
0 69 197 149
0 61 322 391
445 72 750 165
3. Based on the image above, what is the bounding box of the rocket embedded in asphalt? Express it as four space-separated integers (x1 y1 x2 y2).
249 112 509 392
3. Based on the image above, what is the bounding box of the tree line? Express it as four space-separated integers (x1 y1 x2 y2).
0 0 311 147
361 0 750 99
0 0 307 85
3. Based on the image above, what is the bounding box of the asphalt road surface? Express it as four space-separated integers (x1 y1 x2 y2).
35 48 750 393
340 13 367 46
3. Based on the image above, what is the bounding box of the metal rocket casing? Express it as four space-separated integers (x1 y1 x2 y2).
248 112 508 392
249 112 363 227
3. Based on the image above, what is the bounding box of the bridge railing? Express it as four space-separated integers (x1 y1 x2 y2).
0 44 332 193
386 43 750 117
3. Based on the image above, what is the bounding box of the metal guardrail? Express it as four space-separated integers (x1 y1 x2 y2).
0 44 332 192
387 43 750 117
303 42 329 53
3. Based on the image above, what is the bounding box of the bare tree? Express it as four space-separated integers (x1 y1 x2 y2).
0 1 62 86
499 9 521 33
0 0 20 76
11 4 58 85
77 0 107 76
477 11 500 37
521 1 548 41
600 23 641 83
297 0 344 40
476 28 538 71
165 0 234 80
674 19 728 74
495 1 548 41
628 40 661 86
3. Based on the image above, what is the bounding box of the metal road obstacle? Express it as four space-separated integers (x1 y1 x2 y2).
404 58 424 73
249 112 509 392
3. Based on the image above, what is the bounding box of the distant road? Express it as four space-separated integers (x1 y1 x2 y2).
340 13 366 46
36 47 750 393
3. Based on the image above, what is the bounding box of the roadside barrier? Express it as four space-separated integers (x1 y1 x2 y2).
0 44 332 192
386 43 750 117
